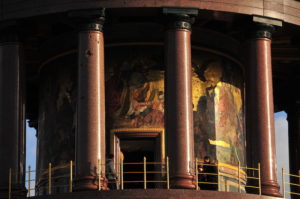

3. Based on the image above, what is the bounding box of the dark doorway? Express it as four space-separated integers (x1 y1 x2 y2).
121 138 156 189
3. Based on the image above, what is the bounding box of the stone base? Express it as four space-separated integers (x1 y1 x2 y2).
170 175 196 189
261 182 282 198
74 175 108 191
29 189 282 199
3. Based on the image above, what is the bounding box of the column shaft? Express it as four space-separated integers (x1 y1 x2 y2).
165 22 195 189
75 26 107 190
247 27 281 197
0 42 25 198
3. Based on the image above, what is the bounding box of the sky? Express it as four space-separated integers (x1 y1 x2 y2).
25 121 37 196
274 111 290 198
25 112 291 196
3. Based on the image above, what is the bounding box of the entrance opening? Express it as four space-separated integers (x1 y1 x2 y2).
121 137 156 189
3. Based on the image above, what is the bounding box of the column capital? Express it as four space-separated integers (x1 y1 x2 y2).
251 23 274 40
69 9 105 31
250 16 282 40
81 19 104 32
162 7 198 31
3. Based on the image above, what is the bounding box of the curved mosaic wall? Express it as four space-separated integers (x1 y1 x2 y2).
37 44 245 193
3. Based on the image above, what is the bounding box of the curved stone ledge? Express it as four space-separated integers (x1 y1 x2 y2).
0 0 300 25
30 189 282 199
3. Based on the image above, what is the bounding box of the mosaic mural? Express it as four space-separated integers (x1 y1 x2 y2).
105 46 245 166
192 58 245 166
106 56 164 129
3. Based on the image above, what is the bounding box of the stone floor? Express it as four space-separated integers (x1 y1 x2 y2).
30 189 282 199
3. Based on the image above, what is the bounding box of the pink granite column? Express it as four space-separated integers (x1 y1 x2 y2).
246 23 281 197
75 17 107 191
165 14 196 189
0 33 26 198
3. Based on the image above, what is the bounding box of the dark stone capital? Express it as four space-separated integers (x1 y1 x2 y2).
251 23 275 40
165 15 193 31
81 20 104 32
163 8 198 31
69 9 105 32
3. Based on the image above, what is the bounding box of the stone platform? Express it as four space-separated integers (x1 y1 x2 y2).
30 189 282 199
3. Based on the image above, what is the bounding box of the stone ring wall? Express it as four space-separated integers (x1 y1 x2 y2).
1 0 300 25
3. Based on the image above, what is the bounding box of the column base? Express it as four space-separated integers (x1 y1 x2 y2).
261 181 282 197
74 175 108 191
0 184 27 199
171 174 196 189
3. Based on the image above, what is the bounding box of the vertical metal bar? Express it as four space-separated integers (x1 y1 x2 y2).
282 168 285 198
28 166 31 197
8 168 11 199
195 159 198 190
166 157 170 190
144 157 147 190
238 161 241 193
298 170 300 193
48 163 52 195
217 162 221 191
298 170 300 185
121 157 124 190
258 163 261 195
98 159 101 191
69 161 73 193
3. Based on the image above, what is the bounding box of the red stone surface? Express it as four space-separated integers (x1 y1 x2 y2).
1 0 300 25
165 28 195 189
246 38 281 197
28 189 282 199
76 30 107 190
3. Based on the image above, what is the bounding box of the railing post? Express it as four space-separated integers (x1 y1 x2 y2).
69 161 73 193
217 163 221 191
8 168 12 199
195 159 198 190
121 157 124 190
48 163 52 195
144 157 147 190
28 166 31 197
98 159 101 191
298 170 300 194
238 161 241 193
282 168 285 198
258 163 261 195
166 156 170 190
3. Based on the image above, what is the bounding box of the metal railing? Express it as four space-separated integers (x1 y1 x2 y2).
23 157 168 197
195 160 261 194
4 158 298 198
282 168 300 198
117 156 169 190
241 163 261 195
26 161 74 196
